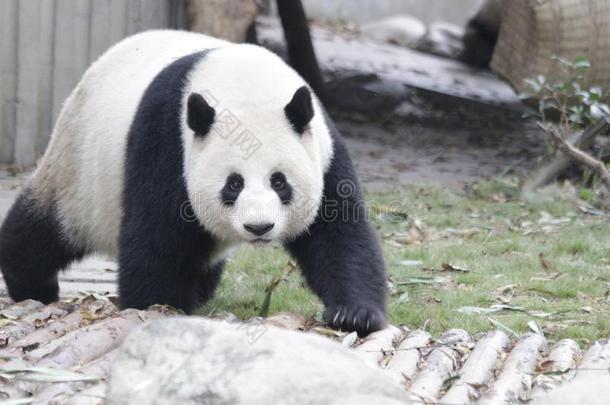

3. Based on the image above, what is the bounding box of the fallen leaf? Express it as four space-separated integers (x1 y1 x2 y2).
396 292 410 304
487 317 519 337
527 320 544 336
399 260 424 267
539 253 552 274
441 263 470 273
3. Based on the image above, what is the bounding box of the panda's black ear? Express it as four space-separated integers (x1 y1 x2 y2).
187 93 215 137
285 86 314 134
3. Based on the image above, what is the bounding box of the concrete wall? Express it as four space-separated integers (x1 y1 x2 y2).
0 0 186 166
301 0 484 26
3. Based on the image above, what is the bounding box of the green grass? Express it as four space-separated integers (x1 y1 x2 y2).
199 179 610 345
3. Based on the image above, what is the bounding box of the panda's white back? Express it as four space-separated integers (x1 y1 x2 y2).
31 31 229 255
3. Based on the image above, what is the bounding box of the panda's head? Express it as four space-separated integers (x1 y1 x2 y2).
181 45 333 244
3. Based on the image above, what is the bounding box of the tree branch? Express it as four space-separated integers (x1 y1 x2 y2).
523 119 608 192
537 122 610 189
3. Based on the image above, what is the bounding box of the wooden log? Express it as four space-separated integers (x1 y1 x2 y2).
353 325 403 367
262 312 306 330
440 330 510 404
573 339 610 381
531 339 580 399
0 298 12 311
0 308 168 400
408 329 472 403
187 0 258 42
384 330 431 385
0 300 117 358
31 349 118 404
0 302 74 349
0 299 44 320
480 333 548 404
29 309 163 369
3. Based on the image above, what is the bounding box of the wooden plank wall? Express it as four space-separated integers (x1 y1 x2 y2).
0 0 187 166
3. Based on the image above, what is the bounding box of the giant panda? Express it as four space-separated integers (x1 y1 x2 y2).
460 0 504 68
0 30 387 336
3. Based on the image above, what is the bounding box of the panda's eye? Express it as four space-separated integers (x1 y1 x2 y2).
228 174 244 191
270 173 286 190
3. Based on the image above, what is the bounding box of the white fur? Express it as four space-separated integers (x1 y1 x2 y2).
30 30 333 257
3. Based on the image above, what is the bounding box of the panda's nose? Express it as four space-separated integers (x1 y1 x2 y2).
244 223 275 236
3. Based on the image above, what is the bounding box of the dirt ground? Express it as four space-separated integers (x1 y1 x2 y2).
338 118 546 191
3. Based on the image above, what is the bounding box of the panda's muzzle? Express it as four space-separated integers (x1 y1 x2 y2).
243 223 274 236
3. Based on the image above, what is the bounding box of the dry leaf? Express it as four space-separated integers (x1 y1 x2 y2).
538 253 552 273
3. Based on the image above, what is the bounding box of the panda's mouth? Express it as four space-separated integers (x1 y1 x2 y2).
250 238 272 245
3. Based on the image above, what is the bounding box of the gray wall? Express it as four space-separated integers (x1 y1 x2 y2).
0 0 186 166
300 0 484 26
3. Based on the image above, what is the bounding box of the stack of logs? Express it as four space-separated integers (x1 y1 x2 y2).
0 299 609 404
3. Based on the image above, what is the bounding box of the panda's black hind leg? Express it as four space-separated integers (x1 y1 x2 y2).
0 190 84 303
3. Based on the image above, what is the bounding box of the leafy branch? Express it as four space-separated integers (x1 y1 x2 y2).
522 57 610 198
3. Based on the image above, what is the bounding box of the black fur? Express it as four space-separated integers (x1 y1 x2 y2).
119 51 220 314
284 112 388 337
0 190 85 303
244 223 274 236
285 86 314 134
270 172 293 204
460 17 499 68
220 173 244 206
187 92 216 137
276 0 326 103
198 260 225 303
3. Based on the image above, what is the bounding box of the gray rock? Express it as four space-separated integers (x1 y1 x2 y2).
360 15 426 47
106 317 410 405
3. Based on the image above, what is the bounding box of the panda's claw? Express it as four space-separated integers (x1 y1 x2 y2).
333 309 342 325
324 303 386 337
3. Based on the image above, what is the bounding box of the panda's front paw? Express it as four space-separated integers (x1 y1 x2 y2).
324 304 386 337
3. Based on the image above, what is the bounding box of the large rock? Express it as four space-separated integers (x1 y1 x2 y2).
360 15 426 47
106 317 409 405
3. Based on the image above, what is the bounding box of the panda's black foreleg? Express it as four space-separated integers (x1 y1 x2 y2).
118 242 202 314
117 211 216 314
284 137 388 337
198 260 225 304
0 190 84 304
197 260 225 304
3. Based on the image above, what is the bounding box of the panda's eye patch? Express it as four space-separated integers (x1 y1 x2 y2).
270 172 293 205
270 172 286 190
228 174 244 191
221 173 244 206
